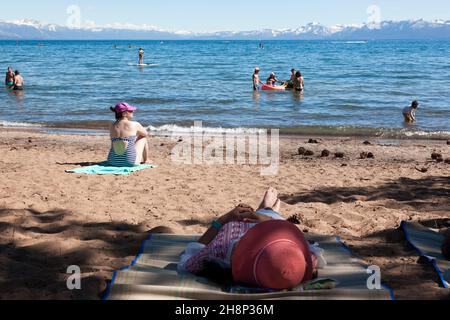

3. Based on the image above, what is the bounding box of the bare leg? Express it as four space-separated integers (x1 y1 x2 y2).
135 137 149 164
257 187 278 211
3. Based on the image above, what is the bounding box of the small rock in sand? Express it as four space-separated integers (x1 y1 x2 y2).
363 141 372 145
321 150 330 157
361 151 375 159
304 150 314 156
444 158 450 164
298 147 306 155
287 214 302 225
308 139 319 144
431 152 442 160
416 167 428 173
432 152 444 162
447 140 450 145
335 152 345 158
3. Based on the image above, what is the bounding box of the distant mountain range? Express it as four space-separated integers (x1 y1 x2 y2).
1 19 450 40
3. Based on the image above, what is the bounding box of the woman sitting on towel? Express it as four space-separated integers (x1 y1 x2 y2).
443 229 450 260
108 102 150 167
178 187 326 290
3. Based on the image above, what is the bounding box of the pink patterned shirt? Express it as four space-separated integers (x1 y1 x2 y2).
182 221 254 274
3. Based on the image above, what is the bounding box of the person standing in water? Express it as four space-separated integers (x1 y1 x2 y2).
138 48 145 65
253 67 263 91
293 71 304 93
13 70 24 91
403 100 419 123
5 67 15 88
286 69 296 89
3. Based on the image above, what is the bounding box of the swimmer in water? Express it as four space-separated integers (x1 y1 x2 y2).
5 67 15 88
13 70 24 91
402 100 419 123
253 67 263 91
266 72 284 86
293 71 304 93
138 48 144 65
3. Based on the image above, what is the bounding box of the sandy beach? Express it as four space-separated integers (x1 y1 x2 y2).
0 128 449 300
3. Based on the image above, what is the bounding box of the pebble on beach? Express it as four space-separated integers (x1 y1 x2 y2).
335 152 345 158
304 150 315 156
361 152 375 159
444 158 450 164
298 147 306 155
447 140 450 145
321 150 330 157
431 152 443 162
363 141 372 145
308 139 319 144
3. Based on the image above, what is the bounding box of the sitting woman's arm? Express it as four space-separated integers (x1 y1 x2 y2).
136 122 148 138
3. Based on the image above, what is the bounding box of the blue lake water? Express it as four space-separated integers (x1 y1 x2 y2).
1 40 449 138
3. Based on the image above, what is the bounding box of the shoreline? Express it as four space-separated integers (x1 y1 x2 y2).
2 124 450 142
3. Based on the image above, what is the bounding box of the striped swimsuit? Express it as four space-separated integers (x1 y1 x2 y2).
107 136 137 167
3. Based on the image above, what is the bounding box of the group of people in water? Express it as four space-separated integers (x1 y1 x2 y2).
253 67 304 92
4 67 24 91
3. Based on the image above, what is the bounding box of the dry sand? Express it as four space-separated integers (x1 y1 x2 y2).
0 128 449 300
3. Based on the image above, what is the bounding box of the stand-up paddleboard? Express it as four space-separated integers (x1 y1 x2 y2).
261 84 286 91
128 63 160 67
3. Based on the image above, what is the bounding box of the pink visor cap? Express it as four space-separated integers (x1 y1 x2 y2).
114 102 137 113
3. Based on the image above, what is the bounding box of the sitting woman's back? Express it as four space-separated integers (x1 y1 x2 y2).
108 102 149 167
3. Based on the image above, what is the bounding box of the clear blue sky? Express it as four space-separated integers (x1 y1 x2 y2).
1 0 449 32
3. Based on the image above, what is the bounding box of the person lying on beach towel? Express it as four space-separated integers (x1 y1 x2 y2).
443 229 450 260
178 188 325 290
108 102 150 167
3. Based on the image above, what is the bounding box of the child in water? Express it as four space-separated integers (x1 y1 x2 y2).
403 101 419 123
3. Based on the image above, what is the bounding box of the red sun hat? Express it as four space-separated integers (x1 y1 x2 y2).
231 220 313 290
114 102 137 113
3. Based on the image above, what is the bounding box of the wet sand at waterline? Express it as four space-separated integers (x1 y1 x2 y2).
0 128 449 300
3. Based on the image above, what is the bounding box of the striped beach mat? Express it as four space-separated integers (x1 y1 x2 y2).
401 221 450 288
104 234 394 300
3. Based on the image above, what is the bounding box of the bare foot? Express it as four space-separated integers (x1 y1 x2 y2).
273 199 281 212
258 187 278 211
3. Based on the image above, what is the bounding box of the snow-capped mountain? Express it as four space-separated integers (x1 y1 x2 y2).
0 19 449 40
